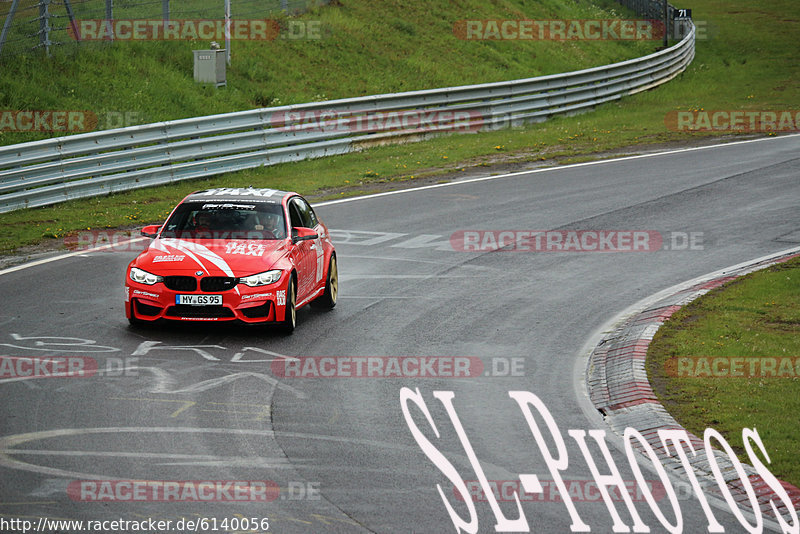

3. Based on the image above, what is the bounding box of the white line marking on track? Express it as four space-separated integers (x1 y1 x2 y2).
148 371 306 399
342 254 455 266
0 449 292 465
0 426 518 481
339 296 424 299
0 237 148 276
316 133 800 208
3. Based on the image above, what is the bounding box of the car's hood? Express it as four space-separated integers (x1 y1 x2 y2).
134 237 289 276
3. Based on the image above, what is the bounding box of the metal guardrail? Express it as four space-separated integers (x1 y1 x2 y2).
0 25 694 213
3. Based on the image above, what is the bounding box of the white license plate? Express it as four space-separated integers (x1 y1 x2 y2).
176 294 222 306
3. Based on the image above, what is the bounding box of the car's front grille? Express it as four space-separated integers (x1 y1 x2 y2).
163 276 237 292
201 277 238 292
164 276 197 292
135 301 162 316
165 305 234 318
241 301 271 319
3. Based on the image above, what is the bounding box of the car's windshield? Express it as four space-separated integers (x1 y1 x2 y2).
160 201 286 240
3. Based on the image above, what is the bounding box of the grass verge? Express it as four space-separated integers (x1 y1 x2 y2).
646 256 800 487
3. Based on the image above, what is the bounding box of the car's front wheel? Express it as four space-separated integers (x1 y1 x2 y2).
279 278 297 334
128 301 144 327
312 254 338 310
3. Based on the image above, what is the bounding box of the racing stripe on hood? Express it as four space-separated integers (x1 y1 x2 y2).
156 239 242 295
151 239 208 274
159 239 236 277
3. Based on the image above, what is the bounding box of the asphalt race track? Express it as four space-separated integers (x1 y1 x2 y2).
1 134 798 533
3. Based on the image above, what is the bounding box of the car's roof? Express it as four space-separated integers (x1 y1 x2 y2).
183 187 294 204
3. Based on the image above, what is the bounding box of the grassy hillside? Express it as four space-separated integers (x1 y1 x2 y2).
0 0 654 145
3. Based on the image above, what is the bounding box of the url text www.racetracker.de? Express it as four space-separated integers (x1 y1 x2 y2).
1 516 270 533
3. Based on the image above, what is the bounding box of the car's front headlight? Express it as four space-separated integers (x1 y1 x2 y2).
239 270 282 287
130 267 163 285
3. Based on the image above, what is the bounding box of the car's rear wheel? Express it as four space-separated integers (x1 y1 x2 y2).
312 254 338 310
279 278 297 334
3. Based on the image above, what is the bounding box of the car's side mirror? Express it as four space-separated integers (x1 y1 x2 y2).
140 224 161 238
292 227 318 243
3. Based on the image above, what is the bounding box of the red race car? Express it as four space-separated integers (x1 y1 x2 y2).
125 188 337 333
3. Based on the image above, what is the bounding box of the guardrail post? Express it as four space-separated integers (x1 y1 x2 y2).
162 0 170 21
105 0 113 42
0 0 21 59
225 0 231 65
39 0 51 56
63 0 79 43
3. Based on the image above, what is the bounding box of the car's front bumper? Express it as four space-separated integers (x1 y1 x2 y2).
125 272 291 324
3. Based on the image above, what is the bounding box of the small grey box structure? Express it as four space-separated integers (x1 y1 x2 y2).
193 49 227 87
